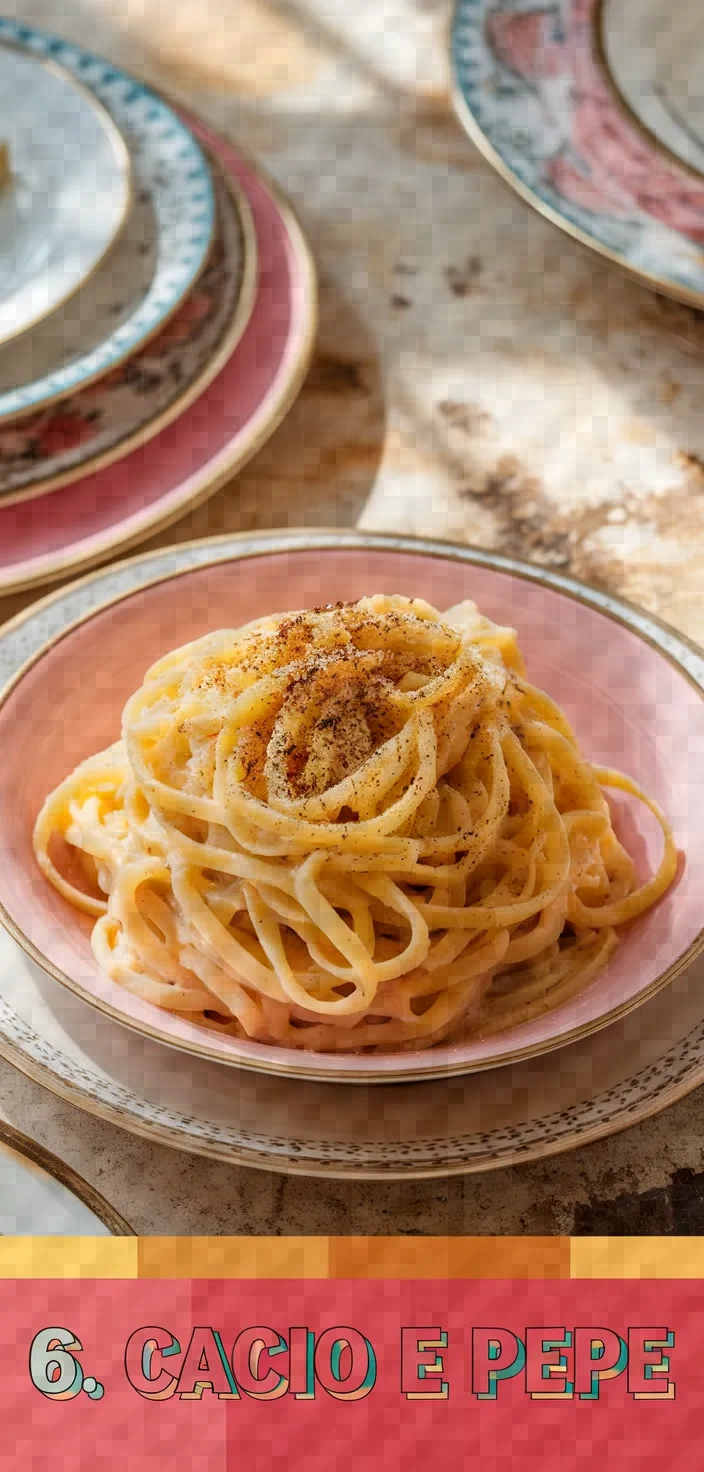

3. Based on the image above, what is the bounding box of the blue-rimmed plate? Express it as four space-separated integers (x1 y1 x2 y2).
451 0 704 309
0 18 215 421
0 45 132 347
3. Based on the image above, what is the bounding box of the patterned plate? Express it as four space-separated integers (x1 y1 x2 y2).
0 1119 132 1234
0 531 702 1176
0 45 131 346
0 123 317 597
0 156 257 506
0 18 215 420
452 0 704 307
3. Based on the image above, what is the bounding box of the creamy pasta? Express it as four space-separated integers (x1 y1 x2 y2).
33 595 677 1052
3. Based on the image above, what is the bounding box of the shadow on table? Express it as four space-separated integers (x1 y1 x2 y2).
150 271 388 545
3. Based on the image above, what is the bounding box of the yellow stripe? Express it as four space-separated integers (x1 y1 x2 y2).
0 1238 138 1277
10 1235 704 1279
137 1237 568 1278
570 1237 704 1278
328 1236 570 1278
138 1237 331 1278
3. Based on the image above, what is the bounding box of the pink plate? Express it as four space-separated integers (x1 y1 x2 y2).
452 0 704 307
0 123 317 597
0 531 702 1083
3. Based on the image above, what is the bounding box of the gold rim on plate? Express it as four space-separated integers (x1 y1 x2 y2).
0 528 701 1085
0 153 258 510
593 0 704 185
449 0 704 311
0 153 317 599
3 921 704 1179
0 40 134 349
0 1117 134 1233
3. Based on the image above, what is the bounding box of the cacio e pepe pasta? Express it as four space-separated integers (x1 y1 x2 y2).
33 595 676 1053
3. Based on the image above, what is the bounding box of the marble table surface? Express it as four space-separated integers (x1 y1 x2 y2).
2 0 704 1235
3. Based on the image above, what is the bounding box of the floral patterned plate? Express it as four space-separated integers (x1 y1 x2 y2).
0 155 257 506
0 123 317 597
452 0 704 306
0 531 702 1176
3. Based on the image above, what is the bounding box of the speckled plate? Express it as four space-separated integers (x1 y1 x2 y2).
452 0 704 307
0 18 215 420
0 1118 132 1233
0 154 256 506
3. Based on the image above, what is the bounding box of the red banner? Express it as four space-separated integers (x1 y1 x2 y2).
0 1278 697 1469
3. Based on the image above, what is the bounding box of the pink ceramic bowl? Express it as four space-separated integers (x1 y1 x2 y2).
0 534 702 1082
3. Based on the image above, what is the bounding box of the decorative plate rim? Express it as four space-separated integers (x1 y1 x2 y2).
0 129 318 598
0 40 134 349
0 1117 134 1233
0 153 258 510
1 885 704 1180
0 528 702 1088
450 0 704 311
0 17 216 420
592 0 704 185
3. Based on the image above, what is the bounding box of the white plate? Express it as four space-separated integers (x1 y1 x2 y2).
0 19 215 420
602 0 704 178
0 1119 132 1233
0 44 131 346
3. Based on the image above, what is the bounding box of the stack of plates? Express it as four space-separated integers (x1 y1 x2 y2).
0 21 317 598
0 528 702 1181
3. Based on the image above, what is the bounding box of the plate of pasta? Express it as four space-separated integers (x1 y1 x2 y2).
0 530 701 1085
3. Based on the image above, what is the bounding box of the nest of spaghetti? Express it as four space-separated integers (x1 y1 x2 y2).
34 594 676 1053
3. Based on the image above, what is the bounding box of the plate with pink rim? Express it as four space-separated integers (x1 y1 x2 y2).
0 151 257 507
452 0 704 306
0 122 317 596
0 529 702 1089
1 910 704 1177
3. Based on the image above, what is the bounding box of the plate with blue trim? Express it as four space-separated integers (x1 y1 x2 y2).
451 0 704 309
0 44 132 348
0 18 216 422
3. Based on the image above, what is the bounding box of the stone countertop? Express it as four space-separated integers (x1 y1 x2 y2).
1 0 704 1234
